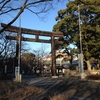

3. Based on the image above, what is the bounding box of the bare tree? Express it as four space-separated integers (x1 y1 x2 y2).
0 31 30 59
0 32 15 60
32 44 49 74
0 31 30 71
33 43 49 64
0 0 65 33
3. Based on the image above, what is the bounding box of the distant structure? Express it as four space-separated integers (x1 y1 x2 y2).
42 50 69 66
37 50 78 76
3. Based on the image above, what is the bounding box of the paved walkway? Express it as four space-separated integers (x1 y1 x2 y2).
23 76 100 100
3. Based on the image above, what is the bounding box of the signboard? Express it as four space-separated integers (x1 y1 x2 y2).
15 67 19 76
5 65 7 73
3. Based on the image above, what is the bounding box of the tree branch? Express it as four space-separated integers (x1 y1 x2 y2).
0 0 53 33
0 0 28 33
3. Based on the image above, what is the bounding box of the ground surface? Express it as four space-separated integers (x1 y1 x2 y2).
0 75 100 100
24 75 100 100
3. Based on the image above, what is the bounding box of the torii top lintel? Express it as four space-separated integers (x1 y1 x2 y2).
1 23 63 37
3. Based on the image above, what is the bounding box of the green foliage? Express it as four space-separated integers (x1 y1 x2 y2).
53 0 100 60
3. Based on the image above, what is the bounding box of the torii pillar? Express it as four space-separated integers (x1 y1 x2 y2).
51 36 56 76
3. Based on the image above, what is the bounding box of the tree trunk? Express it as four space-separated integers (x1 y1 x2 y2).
85 60 91 71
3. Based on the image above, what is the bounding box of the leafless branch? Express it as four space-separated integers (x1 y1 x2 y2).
0 0 64 33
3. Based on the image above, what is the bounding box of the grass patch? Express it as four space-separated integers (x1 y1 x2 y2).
0 81 69 100
0 81 43 100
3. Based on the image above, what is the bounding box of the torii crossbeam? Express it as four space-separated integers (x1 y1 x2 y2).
1 23 64 76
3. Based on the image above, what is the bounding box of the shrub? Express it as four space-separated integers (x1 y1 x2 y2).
86 74 100 80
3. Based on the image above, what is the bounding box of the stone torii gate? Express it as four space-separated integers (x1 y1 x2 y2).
1 23 63 76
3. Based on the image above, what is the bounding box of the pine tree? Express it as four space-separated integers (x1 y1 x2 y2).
53 0 100 71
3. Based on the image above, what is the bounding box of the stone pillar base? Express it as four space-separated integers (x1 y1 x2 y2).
81 73 86 79
52 76 58 78
13 74 22 82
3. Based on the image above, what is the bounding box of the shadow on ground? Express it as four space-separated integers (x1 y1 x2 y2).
27 77 100 100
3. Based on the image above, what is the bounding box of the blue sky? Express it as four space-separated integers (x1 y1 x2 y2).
1 0 68 53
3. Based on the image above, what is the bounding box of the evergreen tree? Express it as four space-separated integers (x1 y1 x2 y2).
53 0 100 70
